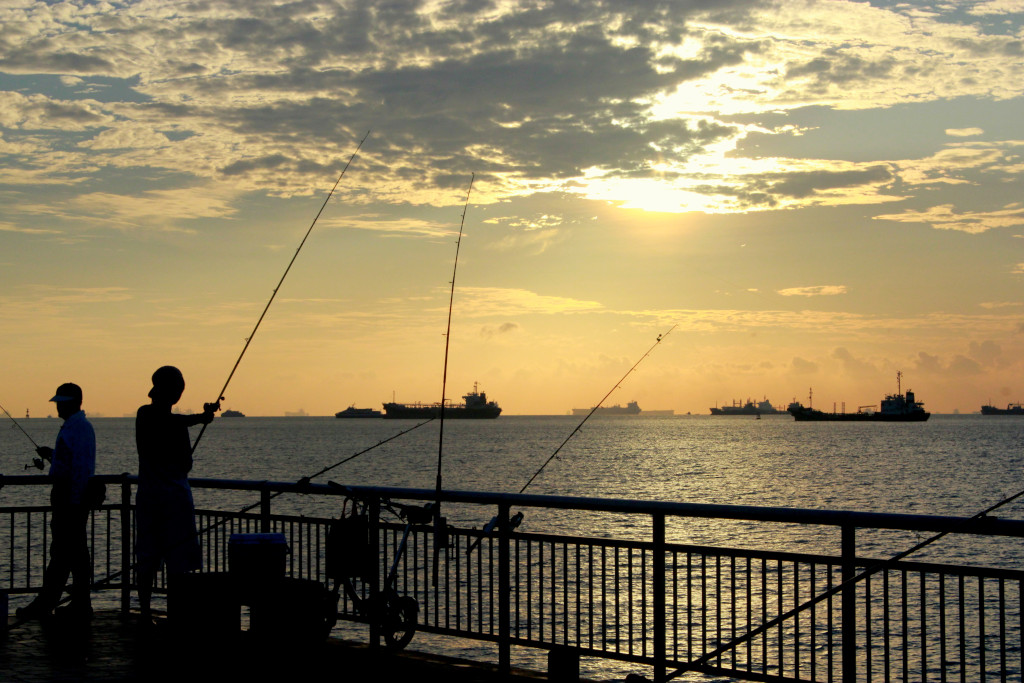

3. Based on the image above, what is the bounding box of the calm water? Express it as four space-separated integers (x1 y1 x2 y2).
4 413 1024 680
5 412 1024 559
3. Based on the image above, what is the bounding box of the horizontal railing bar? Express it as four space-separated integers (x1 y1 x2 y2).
6 475 1024 538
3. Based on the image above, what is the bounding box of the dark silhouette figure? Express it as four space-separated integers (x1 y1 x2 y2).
16 382 97 622
135 366 218 623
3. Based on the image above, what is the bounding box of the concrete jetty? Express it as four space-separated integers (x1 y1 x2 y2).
2 611 562 682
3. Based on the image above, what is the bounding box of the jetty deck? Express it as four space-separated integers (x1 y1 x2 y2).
2 611 556 683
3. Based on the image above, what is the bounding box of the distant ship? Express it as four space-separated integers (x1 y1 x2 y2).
222 409 245 418
383 383 501 419
710 398 785 416
572 401 642 416
788 373 930 422
981 403 1024 415
335 405 383 418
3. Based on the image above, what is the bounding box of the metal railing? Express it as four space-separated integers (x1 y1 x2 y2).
3 474 1024 682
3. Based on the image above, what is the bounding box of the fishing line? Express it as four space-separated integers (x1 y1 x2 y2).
1 401 41 451
1 400 46 470
191 129 370 457
645 485 1024 683
519 324 677 494
192 416 436 540
466 324 677 555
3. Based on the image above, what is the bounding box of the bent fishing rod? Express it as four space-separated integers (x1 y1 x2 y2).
1 400 47 470
467 324 677 554
191 130 370 457
520 324 677 494
639 483 1024 683
191 415 436 540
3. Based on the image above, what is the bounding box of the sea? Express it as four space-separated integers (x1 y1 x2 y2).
4 413 1024 679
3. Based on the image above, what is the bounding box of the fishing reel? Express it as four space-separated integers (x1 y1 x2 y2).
24 457 45 471
466 510 525 555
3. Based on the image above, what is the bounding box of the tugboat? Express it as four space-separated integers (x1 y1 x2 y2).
383 383 501 419
788 372 930 422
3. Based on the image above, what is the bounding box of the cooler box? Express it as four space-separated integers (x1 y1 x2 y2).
229 533 288 594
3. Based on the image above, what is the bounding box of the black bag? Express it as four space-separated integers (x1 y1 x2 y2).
326 498 376 581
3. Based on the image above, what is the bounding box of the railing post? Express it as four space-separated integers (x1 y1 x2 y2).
260 485 271 533
498 503 512 676
121 474 132 615
842 524 857 682
369 497 381 649
653 513 666 683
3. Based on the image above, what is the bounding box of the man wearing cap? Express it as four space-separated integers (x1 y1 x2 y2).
135 365 219 624
16 382 97 621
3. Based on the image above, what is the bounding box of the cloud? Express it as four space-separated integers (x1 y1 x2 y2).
0 221 60 234
875 204 1024 234
0 0 1022 226
319 214 458 239
967 1 1024 16
831 347 876 376
480 321 521 339
454 287 604 316
777 285 847 297
946 127 984 137
790 356 819 374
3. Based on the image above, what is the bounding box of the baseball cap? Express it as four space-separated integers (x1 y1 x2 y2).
50 382 83 402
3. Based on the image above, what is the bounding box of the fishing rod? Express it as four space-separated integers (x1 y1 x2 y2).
467 324 677 555
1 400 47 470
633 483 1024 683
191 416 436 540
520 324 677 494
432 173 475 580
191 130 370 457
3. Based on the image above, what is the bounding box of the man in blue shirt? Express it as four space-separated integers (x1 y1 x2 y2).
16 382 97 621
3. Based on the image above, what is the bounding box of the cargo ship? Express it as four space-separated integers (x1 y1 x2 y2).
571 401 642 416
981 403 1024 415
335 405 383 418
383 383 501 419
710 398 785 416
788 373 930 422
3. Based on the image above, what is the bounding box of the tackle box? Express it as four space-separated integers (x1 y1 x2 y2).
229 533 289 590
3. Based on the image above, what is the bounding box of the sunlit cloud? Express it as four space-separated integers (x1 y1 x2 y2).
946 128 984 137
968 1 1024 16
320 214 457 239
980 301 1024 309
0 286 133 323
0 221 60 234
777 285 848 297
875 204 1024 234
453 287 605 316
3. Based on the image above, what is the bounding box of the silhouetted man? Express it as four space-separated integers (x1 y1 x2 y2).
17 382 96 621
135 365 218 624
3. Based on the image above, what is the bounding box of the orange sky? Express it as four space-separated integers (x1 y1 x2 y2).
2 0 1023 417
